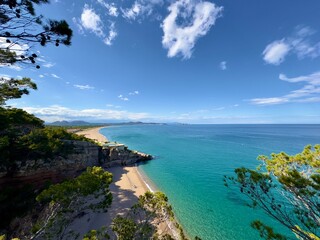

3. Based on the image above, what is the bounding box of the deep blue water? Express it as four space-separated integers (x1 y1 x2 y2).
100 124 320 240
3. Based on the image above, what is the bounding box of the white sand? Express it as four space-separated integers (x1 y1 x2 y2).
76 127 108 144
71 127 175 238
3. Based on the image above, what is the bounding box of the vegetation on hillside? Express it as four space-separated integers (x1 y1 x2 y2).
33 166 113 239
0 106 94 174
112 191 176 240
225 145 320 240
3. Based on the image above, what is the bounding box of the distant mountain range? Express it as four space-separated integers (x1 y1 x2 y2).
47 121 97 126
46 120 166 127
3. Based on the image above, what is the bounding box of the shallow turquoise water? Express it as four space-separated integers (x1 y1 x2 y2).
100 124 320 240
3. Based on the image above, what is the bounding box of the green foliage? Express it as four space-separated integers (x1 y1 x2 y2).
0 235 20 240
0 107 44 133
0 107 44 173
112 216 137 240
251 221 288 240
83 227 110 240
0 0 72 68
0 77 37 105
36 166 112 206
225 145 320 240
111 191 177 240
0 106 95 171
34 167 113 239
18 127 95 160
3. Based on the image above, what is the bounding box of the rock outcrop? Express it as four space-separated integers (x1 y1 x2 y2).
103 146 152 168
0 140 101 189
0 140 153 189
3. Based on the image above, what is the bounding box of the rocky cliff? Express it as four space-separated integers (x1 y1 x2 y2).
0 140 153 189
103 146 152 167
0 140 101 189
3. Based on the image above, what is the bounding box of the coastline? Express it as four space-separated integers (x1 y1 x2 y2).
75 126 109 144
75 127 179 238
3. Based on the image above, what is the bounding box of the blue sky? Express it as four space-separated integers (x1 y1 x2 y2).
1 0 320 123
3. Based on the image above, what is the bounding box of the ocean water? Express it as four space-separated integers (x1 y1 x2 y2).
100 124 320 240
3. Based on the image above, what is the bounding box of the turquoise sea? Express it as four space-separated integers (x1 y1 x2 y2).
100 124 320 240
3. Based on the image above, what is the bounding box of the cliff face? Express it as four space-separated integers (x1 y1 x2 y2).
0 140 153 189
0 140 101 189
103 147 152 167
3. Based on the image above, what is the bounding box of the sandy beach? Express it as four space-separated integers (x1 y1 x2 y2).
71 127 161 238
75 126 109 144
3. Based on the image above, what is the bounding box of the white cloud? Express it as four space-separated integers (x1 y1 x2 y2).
22 105 149 121
106 104 121 108
129 90 139 95
43 62 55 68
212 107 225 111
75 5 118 46
121 0 162 21
96 0 119 17
250 97 289 105
279 71 320 85
72 17 84 34
0 37 29 56
161 0 223 59
36 57 46 63
0 37 29 69
262 26 320 65
80 4 104 36
39 74 44 78
51 74 61 79
74 84 95 90
250 71 320 105
104 22 117 46
122 1 143 20
118 94 129 101
8 65 22 71
0 74 11 80
262 40 291 65
219 61 227 70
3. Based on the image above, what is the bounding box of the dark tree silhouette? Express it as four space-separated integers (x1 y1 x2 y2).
0 76 36 105
0 0 72 68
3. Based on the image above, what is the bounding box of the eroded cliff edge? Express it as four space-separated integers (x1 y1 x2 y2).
0 140 152 189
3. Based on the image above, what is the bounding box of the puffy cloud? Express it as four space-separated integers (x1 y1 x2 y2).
80 4 104 36
262 40 291 65
219 61 227 70
74 84 95 90
262 26 320 65
250 71 320 105
22 105 149 121
161 0 223 59
74 5 117 46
